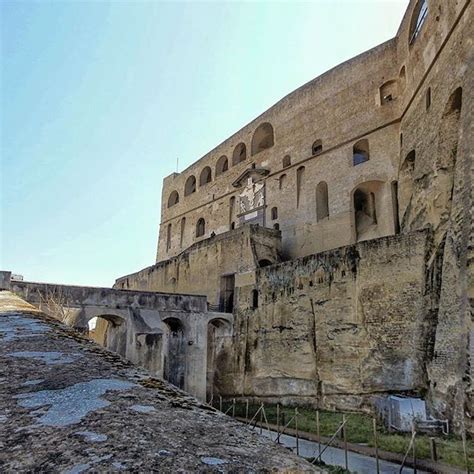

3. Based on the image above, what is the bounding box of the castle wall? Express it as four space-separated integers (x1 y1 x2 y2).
116 225 281 309
157 37 401 262
213 231 431 411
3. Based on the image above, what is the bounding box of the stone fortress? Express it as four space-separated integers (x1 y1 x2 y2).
110 0 471 435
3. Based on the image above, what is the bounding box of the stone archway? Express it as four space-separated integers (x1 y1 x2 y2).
163 317 186 390
206 318 232 402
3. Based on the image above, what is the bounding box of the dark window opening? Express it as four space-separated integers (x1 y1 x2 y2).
196 218 206 238
312 139 323 155
426 87 431 110
353 139 369 166
251 289 259 309
258 259 272 268
199 166 212 186
168 191 179 208
282 155 291 168
184 175 196 196
273 223 280 230
271 207 278 220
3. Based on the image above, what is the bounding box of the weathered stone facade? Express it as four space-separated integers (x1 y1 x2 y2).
116 0 473 434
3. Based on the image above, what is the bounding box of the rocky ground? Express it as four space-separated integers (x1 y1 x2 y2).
0 291 319 473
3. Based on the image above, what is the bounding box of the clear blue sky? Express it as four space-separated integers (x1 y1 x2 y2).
1 0 408 287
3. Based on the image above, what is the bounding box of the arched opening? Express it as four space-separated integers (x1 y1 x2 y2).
87 314 126 356
251 289 259 309
399 150 416 228
353 183 381 241
229 196 236 230
380 80 397 104
399 66 406 91
196 218 206 238
215 156 229 176
279 174 287 190
444 87 462 115
206 318 232 402
167 190 179 208
426 87 432 110
184 175 196 196
232 143 247 165
258 259 272 268
199 166 212 186
271 207 278 220
409 0 428 45
251 122 274 155
316 181 329 221
163 318 186 390
273 223 280 231
282 155 291 168
180 217 186 247
296 166 305 207
166 223 172 251
312 139 323 155
353 139 369 166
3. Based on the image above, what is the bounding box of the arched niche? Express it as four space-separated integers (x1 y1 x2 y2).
353 139 370 166
351 181 384 242
163 317 186 390
199 166 212 186
316 181 329 221
184 175 196 196
215 156 229 176
167 190 179 208
232 143 247 165
206 318 232 401
251 123 274 155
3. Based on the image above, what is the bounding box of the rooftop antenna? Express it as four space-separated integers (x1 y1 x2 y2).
176 157 179 173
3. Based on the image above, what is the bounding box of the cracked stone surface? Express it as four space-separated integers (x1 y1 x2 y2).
0 291 319 472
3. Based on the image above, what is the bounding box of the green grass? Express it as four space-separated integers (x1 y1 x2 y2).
217 401 473 471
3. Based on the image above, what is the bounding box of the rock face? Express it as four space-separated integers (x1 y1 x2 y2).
0 292 317 473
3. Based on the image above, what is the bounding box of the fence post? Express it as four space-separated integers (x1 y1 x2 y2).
412 424 417 474
232 398 236 418
316 410 321 458
429 437 437 462
245 399 249 422
343 414 348 471
373 417 380 474
219 395 222 412
276 403 280 439
295 408 299 456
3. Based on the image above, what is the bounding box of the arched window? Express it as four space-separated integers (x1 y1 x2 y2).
273 223 280 231
312 139 323 155
166 223 172 251
426 87 431 110
380 80 397 104
229 196 236 229
353 139 369 165
251 289 259 309
167 190 179 208
399 66 406 91
251 122 274 155
354 188 377 240
409 0 428 45
215 156 228 176
296 166 305 207
180 217 186 247
316 181 329 221
279 174 287 190
184 175 196 196
271 207 278 220
282 155 291 168
232 143 247 165
444 87 462 116
199 166 212 186
196 218 206 238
